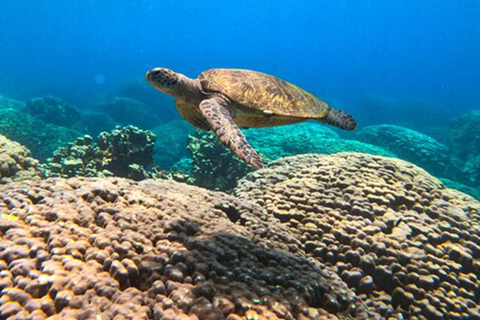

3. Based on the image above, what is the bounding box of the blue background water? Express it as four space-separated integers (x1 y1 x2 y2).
1 0 479 120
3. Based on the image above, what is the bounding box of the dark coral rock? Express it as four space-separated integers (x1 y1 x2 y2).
43 126 161 181
25 96 81 127
235 152 480 319
98 125 155 175
0 178 380 320
188 130 254 192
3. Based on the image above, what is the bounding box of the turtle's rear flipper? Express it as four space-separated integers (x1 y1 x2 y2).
317 108 358 131
199 96 264 169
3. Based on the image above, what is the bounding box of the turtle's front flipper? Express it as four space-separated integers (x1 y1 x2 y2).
199 96 264 169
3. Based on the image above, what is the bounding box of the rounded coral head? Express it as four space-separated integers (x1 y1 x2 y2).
145 68 180 95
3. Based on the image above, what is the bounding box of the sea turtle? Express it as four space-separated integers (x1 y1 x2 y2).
146 68 357 169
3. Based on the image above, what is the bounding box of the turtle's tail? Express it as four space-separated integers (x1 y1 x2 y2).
316 108 358 131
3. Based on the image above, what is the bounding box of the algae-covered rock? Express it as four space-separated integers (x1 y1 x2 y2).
0 108 81 161
235 153 480 319
0 177 379 320
25 95 81 127
0 134 41 183
354 124 452 178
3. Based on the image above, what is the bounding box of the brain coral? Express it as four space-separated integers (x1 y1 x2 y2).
0 134 41 184
0 178 380 320
234 153 480 319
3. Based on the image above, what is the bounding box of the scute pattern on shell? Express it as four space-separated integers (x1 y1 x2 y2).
234 153 480 320
199 69 329 118
0 178 380 320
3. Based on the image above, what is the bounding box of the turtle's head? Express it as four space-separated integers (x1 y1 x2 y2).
146 68 181 95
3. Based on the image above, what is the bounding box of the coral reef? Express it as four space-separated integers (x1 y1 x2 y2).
186 124 393 192
97 97 162 129
43 126 157 181
234 153 480 319
0 108 81 161
354 125 452 178
0 177 379 320
98 125 156 175
25 96 81 127
0 134 41 184
245 123 394 162
152 120 194 170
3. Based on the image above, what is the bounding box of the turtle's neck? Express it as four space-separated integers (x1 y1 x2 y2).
175 73 205 105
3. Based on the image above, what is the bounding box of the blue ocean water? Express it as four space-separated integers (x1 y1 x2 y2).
0 0 479 118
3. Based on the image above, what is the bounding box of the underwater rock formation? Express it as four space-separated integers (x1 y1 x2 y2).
0 177 379 320
25 96 81 127
43 126 157 181
354 125 453 179
97 125 156 176
0 108 81 161
234 153 480 319
186 124 393 192
0 134 41 184
152 120 194 170
448 110 480 186
97 97 162 129
449 110 480 161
